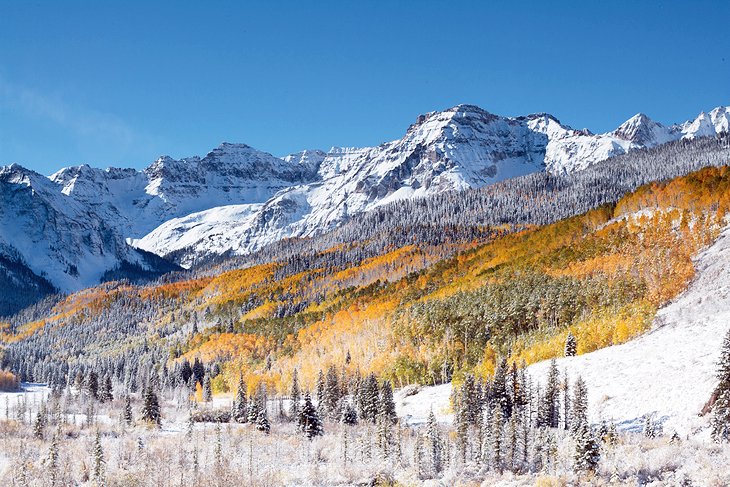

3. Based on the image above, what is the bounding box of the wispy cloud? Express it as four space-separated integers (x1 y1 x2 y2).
0 75 156 165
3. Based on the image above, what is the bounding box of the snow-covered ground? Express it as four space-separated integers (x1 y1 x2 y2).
395 224 730 438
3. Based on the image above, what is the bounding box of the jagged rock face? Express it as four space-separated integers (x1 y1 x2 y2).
0 165 175 297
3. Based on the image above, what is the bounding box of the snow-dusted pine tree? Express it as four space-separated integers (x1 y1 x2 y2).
298 392 323 440
233 375 248 423
573 423 600 472
571 375 588 434
289 368 301 420
711 328 730 442
565 332 577 357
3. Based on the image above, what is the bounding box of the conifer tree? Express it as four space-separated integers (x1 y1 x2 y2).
323 365 341 419
506 413 518 472
537 359 560 428
233 376 248 423
492 358 512 419
711 328 730 442
315 370 325 412
289 368 301 420
341 402 358 425
357 373 379 423
48 427 60 487
490 404 504 473
123 394 133 426
298 392 323 439
571 376 588 434
33 407 45 439
426 411 443 476
92 429 105 484
565 332 577 357
202 375 213 402
140 384 161 427
573 423 600 472
99 375 113 403
246 398 260 424
256 407 271 434
379 380 397 424
86 371 99 400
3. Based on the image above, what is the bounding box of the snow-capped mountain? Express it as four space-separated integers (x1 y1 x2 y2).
50 142 321 237
0 164 178 300
1 103 728 289
134 104 730 265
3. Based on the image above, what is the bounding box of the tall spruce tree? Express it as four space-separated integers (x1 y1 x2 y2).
123 394 133 426
537 359 560 428
233 376 248 423
202 375 213 402
379 380 397 424
426 411 443 476
573 423 600 472
140 384 161 427
92 429 105 483
289 369 301 420
571 376 588 434
298 392 323 440
712 328 730 442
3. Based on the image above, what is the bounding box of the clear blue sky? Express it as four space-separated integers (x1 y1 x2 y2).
1 0 728 174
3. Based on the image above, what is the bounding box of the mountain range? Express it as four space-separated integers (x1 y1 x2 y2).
0 104 728 307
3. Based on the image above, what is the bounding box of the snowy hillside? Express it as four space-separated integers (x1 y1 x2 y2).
396 220 730 437
529 221 730 436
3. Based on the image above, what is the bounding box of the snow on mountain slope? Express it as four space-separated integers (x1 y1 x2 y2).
0 164 177 296
135 105 729 265
50 143 320 237
528 221 730 436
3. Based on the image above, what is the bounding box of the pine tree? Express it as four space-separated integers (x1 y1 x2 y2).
492 358 512 419
315 370 325 412
376 411 393 459
289 368 301 420
506 413 519 472
202 375 213 402
341 402 358 425
92 429 105 484
573 423 600 472
490 404 504 473
246 398 259 424
379 380 397 424
86 371 99 400
33 407 45 439
298 392 323 439
140 384 161 427
48 427 60 487
323 365 341 419
123 394 133 426
233 376 248 423
571 376 588 434
425 411 442 476
99 375 113 403
357 373 379 423
256 407 271 434
565 332 577 357
711 328 730 442
537 359 560 428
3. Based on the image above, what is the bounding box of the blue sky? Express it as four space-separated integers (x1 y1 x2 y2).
1 0 728 174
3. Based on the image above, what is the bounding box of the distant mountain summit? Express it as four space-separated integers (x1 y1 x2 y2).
0 103 727 301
